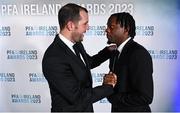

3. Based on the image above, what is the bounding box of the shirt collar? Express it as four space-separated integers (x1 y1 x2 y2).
117 37 131 53
58 33 75 53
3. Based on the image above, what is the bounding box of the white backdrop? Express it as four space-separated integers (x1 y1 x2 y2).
0 0 180 112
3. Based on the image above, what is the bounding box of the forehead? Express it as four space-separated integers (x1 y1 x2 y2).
79 10 88 21
107 16 117 25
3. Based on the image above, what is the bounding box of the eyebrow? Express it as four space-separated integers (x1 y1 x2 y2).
107 24 116 26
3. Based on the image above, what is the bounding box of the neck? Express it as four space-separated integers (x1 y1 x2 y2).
117 36 130 47
60 30 75 43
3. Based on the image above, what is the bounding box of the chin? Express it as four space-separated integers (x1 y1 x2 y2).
107 40 113 44
80 38 83 42
76 39 83 43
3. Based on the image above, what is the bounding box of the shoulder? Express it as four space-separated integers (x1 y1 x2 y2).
127 40 149 53
42 41 68 66
126 40 151 59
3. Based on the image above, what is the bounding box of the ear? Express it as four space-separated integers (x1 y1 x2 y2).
123 27 130 36
66 21 76 31
124 27 129 33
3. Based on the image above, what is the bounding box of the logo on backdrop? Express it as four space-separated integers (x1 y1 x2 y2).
148 49 178 60
85 25 155 37
99 98 109 103
29 73 47 82
25 26 57 37
92 73 105 83
7 50 38 60
0 4 61 16
11 94 41 103
0 3 134 16
0 26 11 36
0 73 15 82
85 26 106 37
136 25 154 37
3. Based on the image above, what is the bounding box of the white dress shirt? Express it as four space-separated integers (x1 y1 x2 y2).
117 37 131 57
58 34 86 64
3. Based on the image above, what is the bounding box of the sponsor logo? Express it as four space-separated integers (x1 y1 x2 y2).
99 98 109 103
148 49 178 59
11 94 41 103
0 26 11 36
85 26 106 37
25 26 57 36
92 73 104 83
0 73 15 82
136 26 154 36
7 50 38 60
29 73 47 82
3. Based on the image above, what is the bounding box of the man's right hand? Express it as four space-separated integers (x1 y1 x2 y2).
103 72 117 87
107 44 117 51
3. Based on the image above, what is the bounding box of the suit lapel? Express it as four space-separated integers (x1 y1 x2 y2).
76 42 90 69
113 39 134 72
76 42 92 83
119 39 134 59
54 35 92 83
80 49 92 84
54 35 86 68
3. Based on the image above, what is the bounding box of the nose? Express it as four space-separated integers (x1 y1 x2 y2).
105 27 109 33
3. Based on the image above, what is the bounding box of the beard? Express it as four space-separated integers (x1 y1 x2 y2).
107 35 114 44
72 32 84 43
79 34 84 41
107 40 113 44
76 34 83 42
75 38 83 43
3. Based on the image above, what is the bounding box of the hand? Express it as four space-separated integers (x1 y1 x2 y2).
107 44 117 51
103 72 117 87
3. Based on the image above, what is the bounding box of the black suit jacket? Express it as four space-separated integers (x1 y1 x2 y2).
108 39 153 112
42 34 113 112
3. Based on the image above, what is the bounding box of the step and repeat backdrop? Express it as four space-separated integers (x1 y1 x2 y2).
0 0 180 112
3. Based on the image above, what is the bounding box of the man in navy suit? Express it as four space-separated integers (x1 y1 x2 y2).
42 3 117 112
106 12 154 112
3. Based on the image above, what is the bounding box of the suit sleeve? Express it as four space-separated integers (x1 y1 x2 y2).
87 47 112 69
108 49 153 106
77 42 112 69
43 56 113 111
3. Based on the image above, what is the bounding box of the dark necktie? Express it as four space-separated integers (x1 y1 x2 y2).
112 50 120 72
73 43 91 82
73 44 81 59
73 43 89 68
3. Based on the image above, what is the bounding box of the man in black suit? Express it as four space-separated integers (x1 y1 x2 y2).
42 3 117 112
105 12 154 112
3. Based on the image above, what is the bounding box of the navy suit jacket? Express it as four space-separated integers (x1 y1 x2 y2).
108 39 153 112
42 34 113 112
